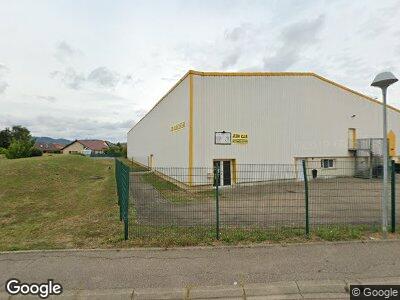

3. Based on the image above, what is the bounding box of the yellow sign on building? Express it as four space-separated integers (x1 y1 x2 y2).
232 133 248 144
170 121 185 132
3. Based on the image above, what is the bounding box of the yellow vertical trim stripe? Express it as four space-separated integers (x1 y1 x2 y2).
388 130 396 157
232 159 237 184
188 73 194 185
348 128 356 149
353 129 357 149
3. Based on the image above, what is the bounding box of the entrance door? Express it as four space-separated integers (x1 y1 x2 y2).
223 161 231 186
213 160 232 186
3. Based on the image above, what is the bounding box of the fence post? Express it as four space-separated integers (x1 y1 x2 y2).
214 165 220 240
124 163 129 240
116 160 123 221
302 160 310 236
124 211 129 240
391 159 396 233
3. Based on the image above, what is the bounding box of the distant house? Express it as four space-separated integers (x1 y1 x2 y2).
34 142 64 153
61 140 111 155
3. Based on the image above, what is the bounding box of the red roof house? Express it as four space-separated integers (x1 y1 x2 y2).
61 139 111 155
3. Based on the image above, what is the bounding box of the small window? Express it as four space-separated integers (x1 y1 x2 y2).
321 159 334 169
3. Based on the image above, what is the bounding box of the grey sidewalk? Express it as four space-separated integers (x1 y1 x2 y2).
1 240 400 298
2 277 400 299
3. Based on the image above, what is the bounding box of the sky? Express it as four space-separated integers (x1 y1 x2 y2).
0 0 399 142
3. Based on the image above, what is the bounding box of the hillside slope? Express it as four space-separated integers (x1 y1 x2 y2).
0 155 120 251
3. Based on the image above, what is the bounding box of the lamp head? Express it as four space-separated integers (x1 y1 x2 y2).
371 72 398 89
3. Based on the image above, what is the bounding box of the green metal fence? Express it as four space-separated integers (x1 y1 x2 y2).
115 158 130 240
119 159 398 240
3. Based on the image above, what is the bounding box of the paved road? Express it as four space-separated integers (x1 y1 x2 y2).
1 240 400 292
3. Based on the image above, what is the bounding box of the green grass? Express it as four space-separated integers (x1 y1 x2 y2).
142 172 179 191
118 158 148 172
119 223 394 248
140 170 215 204
0 155 122 251
118 158 215 204
119 159 203 204
314 224 380 241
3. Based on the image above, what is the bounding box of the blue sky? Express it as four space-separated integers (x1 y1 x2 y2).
0 0 399 142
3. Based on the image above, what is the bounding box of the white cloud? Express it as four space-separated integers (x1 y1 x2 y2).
0 113 139 142
87 67 120 89
0 63 9 94
263 15 325 71
51 66 138 91
36 95 57 103
54 41 82 62
0 81 8 94
0 64 8 72
50 68 86 90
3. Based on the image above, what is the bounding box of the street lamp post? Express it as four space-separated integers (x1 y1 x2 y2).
371 72 398 237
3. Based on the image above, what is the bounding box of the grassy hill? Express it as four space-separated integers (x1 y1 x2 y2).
0 155 122 251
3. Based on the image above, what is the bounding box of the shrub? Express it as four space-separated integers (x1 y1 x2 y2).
0 147 6 154
104 144 126 157
5 140 34 159
105 145 121 155
30 147 43 157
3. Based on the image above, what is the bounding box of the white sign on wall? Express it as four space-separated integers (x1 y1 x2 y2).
215 132 231 145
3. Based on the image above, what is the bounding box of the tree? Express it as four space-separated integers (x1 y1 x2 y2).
121 145 127 158
104 143 126 157
105 145 121 155
11 125 32 143
0 125 41 159
0 127 12 148
0 125 33 149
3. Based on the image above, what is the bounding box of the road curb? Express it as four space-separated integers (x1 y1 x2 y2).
1 238 400 255
2 277 399 299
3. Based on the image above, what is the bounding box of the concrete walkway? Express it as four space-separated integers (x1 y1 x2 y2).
1 240 400 298
2 277 400 299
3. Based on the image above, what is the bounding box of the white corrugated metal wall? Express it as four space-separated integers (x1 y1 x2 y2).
193 74 400 183
127 75 190 173
127 71 400 186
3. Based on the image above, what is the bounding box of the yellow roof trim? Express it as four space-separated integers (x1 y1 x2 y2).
128 70 400 133
312 73 400 114
189 70 314 77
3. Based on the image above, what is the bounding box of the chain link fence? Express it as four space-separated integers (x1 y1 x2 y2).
115 159 130 240
116 158 398 240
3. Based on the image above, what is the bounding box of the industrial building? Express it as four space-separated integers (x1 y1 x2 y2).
127 71 400 186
